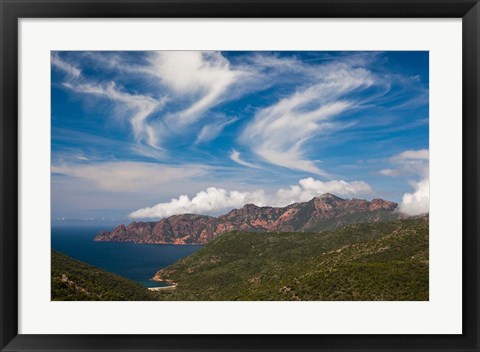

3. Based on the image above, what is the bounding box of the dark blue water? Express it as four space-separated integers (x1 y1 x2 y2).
51 226 202 287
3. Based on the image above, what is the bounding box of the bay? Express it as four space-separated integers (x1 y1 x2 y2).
51 226 202 288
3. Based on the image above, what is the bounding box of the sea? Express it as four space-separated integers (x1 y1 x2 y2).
51 226 202 288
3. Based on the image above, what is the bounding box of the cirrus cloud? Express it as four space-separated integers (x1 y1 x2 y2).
149 51 248 125
52 161 209 193
240 60 377 175
229 149 259 169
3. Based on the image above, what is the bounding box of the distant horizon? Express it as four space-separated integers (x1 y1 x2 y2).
51 51 429 222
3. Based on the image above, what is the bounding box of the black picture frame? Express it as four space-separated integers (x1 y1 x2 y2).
1 0 479 351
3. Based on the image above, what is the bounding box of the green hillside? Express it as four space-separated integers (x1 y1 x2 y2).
303 209 401 232
154 217 429 301
51 250 156 301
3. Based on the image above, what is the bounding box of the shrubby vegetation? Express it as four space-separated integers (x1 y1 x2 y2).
304 209 400 232
51 250 156 301
154 217 428 301
52 217 428 301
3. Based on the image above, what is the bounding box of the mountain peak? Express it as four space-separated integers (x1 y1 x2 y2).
316 193 344 201
311 193 344 202
242 203 260 209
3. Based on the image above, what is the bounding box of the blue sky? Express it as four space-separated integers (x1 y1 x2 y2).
51 51 429 224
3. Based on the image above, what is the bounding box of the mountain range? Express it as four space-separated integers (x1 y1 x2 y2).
94 193 400 245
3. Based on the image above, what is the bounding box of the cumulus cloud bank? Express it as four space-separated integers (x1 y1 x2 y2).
381 149 429 216
398 178 429 216
129 177 373 219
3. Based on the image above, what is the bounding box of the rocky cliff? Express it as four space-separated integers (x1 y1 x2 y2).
94 193 398 245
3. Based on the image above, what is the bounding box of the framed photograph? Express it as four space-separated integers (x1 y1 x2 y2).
1 0 478 351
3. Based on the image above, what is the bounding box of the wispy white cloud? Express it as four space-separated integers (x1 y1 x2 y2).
52 51 255 157
53 53 168 151
77 51 258 126
52 51 427 183
393 149 429 161
129 177 373 219
130 144 166 159
195 116 239 144
240 61 376 175
229 149 259 169
379 168 398 176
149 52 247 125
51 53 81 78
380 149 429 216
388 149 429 178
52 161 208 192
64 81 167 149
